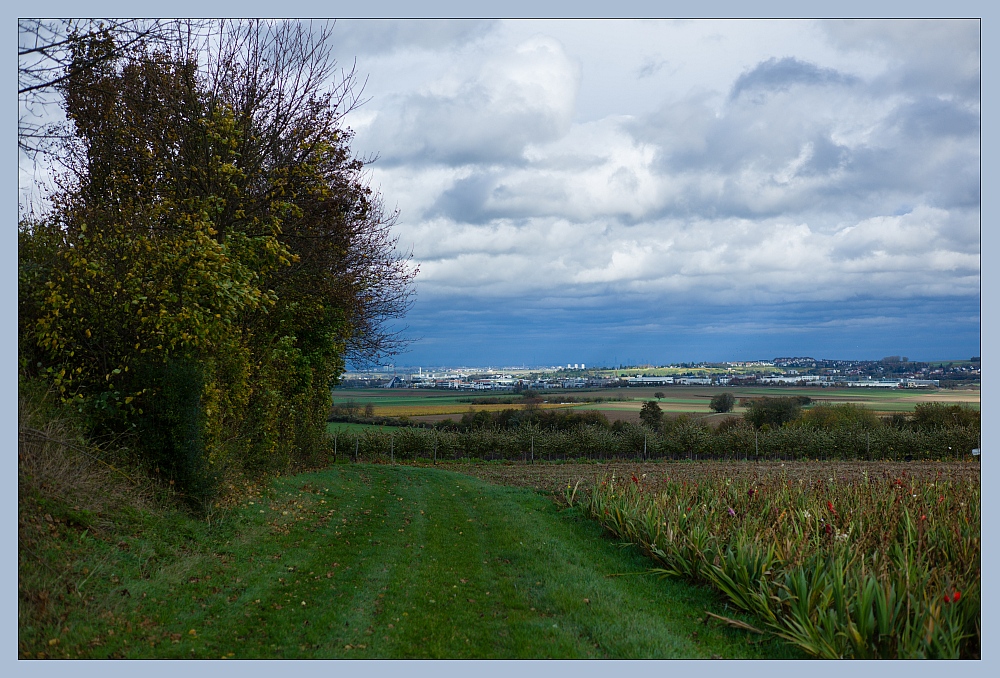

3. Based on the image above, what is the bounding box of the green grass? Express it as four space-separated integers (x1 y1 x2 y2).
20 464 799 659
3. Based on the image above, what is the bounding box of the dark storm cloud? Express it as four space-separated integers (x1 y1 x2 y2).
429 172 498 223
729 57 859 101
390 291 981 367
828 97 980 211
820 19 980 100
885 96 980 140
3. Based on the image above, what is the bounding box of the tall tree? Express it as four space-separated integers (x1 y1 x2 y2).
18 19 201 160
639 400 663 431
19 21 416 502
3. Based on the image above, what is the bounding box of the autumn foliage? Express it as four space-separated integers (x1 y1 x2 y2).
19 23 415 504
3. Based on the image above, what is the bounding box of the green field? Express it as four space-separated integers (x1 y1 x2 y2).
20 464 797 659
334 386 980 419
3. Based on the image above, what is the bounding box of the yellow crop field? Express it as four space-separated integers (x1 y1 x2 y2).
373 403 571 417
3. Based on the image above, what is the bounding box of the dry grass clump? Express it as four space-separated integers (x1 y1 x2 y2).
18 383 160 649
18 390 150 527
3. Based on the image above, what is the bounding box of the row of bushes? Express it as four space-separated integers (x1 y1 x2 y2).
414 399 979 436
742 399 979 432
329 420 980 463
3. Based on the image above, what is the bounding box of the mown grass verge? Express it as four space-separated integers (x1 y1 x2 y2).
20 460 802 659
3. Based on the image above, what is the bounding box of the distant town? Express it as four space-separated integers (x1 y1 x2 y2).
340 356 980 391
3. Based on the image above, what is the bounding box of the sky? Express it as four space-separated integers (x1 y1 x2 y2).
18 17 982 369
329 19 982 368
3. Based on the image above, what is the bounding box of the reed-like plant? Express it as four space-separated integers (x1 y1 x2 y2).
585 471 980 658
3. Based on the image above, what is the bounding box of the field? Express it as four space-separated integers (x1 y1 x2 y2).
20 421 980 659
333 386 980 426
585 460 981 658
19 463 801 659
401 457 979 659
20 383 980 659
440 459 980 495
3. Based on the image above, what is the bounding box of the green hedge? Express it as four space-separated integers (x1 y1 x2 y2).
329 420 980 463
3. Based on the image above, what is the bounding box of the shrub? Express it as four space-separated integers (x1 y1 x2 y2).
912 403 980 431
715 415 748 433
710 392 735 413
743 397 804 429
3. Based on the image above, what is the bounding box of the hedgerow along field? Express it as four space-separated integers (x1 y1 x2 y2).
586 464 980 658
320 417 979 464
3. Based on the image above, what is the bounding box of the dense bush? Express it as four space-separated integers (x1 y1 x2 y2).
911 403 981 431
742 397 811 429
796 403 880 430
709 392 735 413
18 26 414 506
444 407 612 432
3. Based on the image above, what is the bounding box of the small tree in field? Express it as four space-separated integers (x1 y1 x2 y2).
640 400 663 431
710 392 735 413
654 391 665 401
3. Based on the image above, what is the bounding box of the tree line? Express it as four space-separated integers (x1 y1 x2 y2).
329 398 979 462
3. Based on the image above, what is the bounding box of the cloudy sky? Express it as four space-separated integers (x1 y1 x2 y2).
272 19 980 368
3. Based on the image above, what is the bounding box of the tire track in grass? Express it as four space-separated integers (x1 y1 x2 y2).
40 464 799 658
297 465 795 658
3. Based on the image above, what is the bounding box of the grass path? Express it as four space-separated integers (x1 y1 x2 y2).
20 464 799 659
